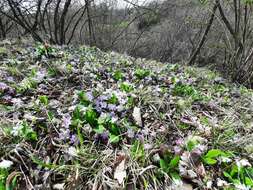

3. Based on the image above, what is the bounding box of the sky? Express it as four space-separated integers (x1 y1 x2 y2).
96 0 157 9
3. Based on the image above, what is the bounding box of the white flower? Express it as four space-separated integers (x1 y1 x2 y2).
235 183 250 190
53 183 65 190
217 178 228 187
220 156 232 163
0 160 13 169
67 147 77 157
11 124 22 136
172 178 183 187
111 116 118 123
206 181 212 189
236 159 252 168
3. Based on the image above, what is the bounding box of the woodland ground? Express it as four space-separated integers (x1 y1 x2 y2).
0 39 253 190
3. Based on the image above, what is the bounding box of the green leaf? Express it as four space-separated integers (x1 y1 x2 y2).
205 149 223 158
223 171 233 181
170 172 181 181
230 165 238 177
204 157 217 165
113 70 124 81
245 177 253 187
85 107 98 127
169 155 180 169
160 159 168 172
109 134 120 143
107 93 118 104
94 125 105 134
39 95 48 106
31 156 57 169
77 91 90 106
131 140 145 162
109 123 120 135
0 182 5 190
77 125 84 146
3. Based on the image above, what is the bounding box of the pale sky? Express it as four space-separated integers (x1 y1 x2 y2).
96 0 158 8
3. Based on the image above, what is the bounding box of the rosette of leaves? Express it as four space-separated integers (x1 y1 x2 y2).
134 69 150 80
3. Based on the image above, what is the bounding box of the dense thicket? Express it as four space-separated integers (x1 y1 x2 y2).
1 0 253 87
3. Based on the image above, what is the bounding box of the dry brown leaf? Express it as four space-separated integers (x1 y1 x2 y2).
114 156 127 185
132 107 143 127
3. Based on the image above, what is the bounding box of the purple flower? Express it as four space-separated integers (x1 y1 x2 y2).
100 132 109 143
174 146 182 155
135 133 144 142
116 105 124 112
99 95 108 101
95 132 109 144
70 134 78 145
59 128 70 140
100 101 107 109
95 105 102 113
62 114 71 128
118 97 127 105
127 128 135 138
175 138 184 146
86 91 93 101
109 112 116 118
108 104 117 111
111 116 118 123
0 82 8 92
6 77 14 82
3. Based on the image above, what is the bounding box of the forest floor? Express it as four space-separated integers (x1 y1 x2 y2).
0 39 253 190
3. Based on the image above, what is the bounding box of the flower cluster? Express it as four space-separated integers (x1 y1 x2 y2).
59 114 78 144
92 88 129 120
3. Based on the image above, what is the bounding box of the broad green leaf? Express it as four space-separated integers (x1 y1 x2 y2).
205 149 223 158
245 177 253 187
94 125 105 134
223 171 233 181
204 157 217 165
109 134 120 143
159 159 168 172
169 155 180 169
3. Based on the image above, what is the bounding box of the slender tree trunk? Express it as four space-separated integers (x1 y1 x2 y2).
54 0 61 44
85 0 96 46
0 18 6 39
59 0 72 45
188 2 218 65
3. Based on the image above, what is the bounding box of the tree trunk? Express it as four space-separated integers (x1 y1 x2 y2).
188 2 218 65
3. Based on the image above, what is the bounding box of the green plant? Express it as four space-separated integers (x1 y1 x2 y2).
113 70 124 81
186 136 203 151
134 69 150 79
131 140 145 163
72 104 121 144
159 150 181 181
120 82 134 92
38 95 49 106
0 47 7 57
107 93 118 105
11 121 37 141
17 77 37 93
0 163 19 190
173 83 196 97
77 91 91 106
36 43 53 57
84 106 98 128
97 114 121 143
223 161 253 189
173 83 205 101
167 64 180 72
0 168 8 190
202 149 230 165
